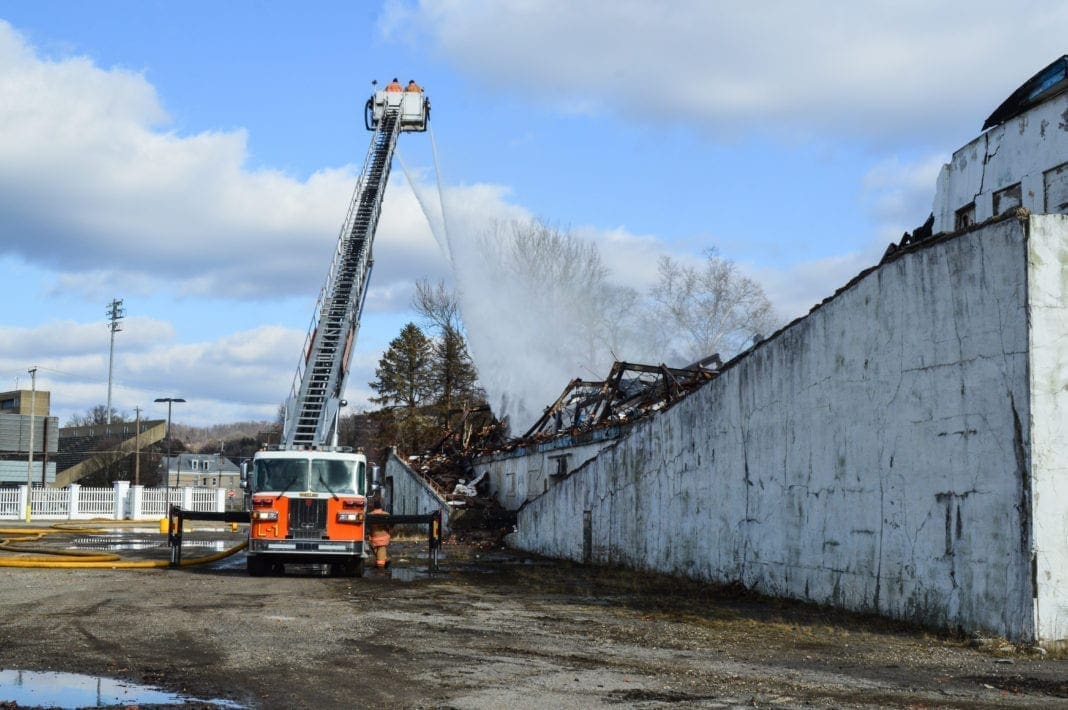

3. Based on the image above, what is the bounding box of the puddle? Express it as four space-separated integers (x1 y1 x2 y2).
70 535 162 551
384 565 435 582
0 669 243 708
71 535 231 552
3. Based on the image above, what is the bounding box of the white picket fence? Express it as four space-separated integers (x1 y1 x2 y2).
0 482 227 521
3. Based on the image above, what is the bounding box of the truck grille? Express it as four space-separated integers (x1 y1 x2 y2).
288 498 327 538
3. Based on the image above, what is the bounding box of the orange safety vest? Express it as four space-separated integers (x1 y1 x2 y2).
385 80 402 92
369 507 391 547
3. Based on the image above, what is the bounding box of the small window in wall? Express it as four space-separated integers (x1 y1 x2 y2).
190 459 199 470
955 203 976 230
994 183 1022 215
1044 162 1068 213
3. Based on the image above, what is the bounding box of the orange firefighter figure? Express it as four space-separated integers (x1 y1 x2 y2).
385 77 402 92
405 79 422 92
368 498 392 568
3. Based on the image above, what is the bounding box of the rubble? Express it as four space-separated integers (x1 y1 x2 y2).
398 357 720 545
517 357 721 445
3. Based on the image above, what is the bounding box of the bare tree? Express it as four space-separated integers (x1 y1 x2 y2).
650 249 775 363
476 218 625 376
413 278 462 334
455 217 777 428
65 404 125 427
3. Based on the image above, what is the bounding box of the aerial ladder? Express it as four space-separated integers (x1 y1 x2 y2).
286 87 428 448
236 85 433 577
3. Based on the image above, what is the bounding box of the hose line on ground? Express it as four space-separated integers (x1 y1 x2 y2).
0 523 247 569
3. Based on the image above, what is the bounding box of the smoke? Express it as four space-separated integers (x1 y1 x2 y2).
403 181 658 428
401 152 772 432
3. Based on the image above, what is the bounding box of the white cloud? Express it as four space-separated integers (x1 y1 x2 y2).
862 153 947 229
0 317 174 359
0 21 462 306
747 250 881 323
0 319 328 427
380 0 1068 142
0 13 974 428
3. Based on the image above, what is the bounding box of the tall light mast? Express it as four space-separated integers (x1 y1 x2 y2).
106 298 125 424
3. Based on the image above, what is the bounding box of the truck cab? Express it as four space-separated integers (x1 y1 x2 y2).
245 448 368 576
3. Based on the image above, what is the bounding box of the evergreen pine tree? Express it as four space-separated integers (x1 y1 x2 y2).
369 322 434 453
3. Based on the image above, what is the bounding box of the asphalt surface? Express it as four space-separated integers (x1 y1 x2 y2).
0 525 1066 708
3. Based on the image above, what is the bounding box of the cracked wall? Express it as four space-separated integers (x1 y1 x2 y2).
933 92 1068 233
509 216 1068 643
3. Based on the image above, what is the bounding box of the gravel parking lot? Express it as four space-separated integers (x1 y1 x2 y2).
0 525 1066 708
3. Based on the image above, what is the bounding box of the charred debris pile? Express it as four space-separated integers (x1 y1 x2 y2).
404 356 721 542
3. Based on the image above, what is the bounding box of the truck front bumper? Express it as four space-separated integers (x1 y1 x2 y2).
248 538 364 558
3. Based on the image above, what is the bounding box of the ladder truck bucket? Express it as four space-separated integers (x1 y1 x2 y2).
367 89 428 132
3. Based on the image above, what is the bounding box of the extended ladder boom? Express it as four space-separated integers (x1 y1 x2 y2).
283 88 428 448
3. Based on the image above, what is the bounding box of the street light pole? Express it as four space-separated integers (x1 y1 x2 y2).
154 397 185 503
25 367 36 522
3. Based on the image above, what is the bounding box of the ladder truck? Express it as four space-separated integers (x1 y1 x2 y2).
242 86 429 577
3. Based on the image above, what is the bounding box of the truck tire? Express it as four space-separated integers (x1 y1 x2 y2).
247 555 268 577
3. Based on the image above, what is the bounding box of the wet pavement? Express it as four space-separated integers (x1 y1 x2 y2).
0 528 1066 707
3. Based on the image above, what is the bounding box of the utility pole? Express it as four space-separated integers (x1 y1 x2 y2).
106 299 125 425
155 398 185 499
25 367 36 522
133 405 142 486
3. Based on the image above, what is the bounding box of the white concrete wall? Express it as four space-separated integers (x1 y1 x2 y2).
1027 215 1068 645
472 434 620 510
383 451 451 535
512 216 1053 642
933 92 1068 233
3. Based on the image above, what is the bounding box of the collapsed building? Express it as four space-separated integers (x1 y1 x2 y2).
386 57 1068 647
381 360 715 538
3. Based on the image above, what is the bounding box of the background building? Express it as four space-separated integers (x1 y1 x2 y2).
0 389 58 485
160 453 241 491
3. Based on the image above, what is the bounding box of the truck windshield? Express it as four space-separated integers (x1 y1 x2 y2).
309 459 360 495
252 458 307 492
251 457 363 495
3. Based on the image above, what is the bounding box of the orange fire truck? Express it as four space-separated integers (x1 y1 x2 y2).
242 85 429 577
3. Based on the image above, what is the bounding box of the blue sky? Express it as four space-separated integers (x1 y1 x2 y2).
0 1 1064 427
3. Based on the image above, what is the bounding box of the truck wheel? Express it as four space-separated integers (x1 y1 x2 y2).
341 558 364 578
247 555 268 577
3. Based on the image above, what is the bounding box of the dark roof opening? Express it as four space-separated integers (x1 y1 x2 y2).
984 55 1068 130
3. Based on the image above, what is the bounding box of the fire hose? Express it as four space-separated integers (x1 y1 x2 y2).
0 522 246 569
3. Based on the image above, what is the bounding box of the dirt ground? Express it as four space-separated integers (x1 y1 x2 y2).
0 524 1066 709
